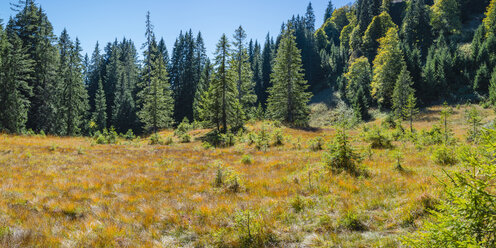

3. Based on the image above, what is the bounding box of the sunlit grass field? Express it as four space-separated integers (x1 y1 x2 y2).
0 105 492 247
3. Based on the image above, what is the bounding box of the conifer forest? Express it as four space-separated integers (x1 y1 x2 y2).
0 0 496 247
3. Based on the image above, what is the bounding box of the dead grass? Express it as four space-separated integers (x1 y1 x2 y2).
0 105 491 247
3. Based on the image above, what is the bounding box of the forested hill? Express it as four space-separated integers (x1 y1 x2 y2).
0 0 495 136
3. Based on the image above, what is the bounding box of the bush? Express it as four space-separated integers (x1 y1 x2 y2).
213 166 244 193
309 136 325 151
404 130 496 247
272 128 284 146
290 194 305 213
255 126 270 151
381 113 397 129
122 129 135 140
323 129 365 176
431 145 458 166
93 127 118 144
419 125 444 145
180 133 191 143
241 155 253 165
203 130 236 148
365 126 393 149
149 133 164 145
234 210 278 247
339 211 367 231
174 117 192 137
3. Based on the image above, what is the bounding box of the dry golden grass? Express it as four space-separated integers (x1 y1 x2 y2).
0 105 491 247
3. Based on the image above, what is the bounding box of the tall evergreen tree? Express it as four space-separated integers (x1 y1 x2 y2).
87 42 103 112
92 79 107 130
230 26 256 115
202 34 240 132
392 66 415 118
57 31 88 136
345 57 372 121
193 59 213 122
371 27 405 109
403 92 420 132
362 11 397 62
267 24 312 125
8 1 60 133
305 2 316 31
401 0 433 54
251 41 263 105
324 0 334 22
0 28 33 133
261 33 273 108
138 40 174 133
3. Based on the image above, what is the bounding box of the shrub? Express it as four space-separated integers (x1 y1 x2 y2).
431 145 458 166
404 130 496 247
213 166 244 193
272 129 284 146
149 133 164 145
290 194 305 213
365 126 393 149
255 126 270 151
323 128 365 176
93 127 118 144
203 130 236 148
164 135 174 145
381 113 397 129
419 125 444 145
309 136 325 151
241 155 253 165
122 129 135 140
220 132 236 147
234 210 278 247
174 117 192 137
339 211 367 231
180 133 191 143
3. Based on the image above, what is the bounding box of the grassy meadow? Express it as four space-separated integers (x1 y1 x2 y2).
0 104 492 247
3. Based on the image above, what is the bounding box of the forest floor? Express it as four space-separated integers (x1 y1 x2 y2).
0 104 493 247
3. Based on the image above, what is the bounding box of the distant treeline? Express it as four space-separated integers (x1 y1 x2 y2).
0 0 495 135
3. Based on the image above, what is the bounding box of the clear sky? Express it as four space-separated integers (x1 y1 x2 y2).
0 0 352 58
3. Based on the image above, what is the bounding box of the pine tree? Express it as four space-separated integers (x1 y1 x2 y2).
344 57 372 106
87 42 103 112
403 92 419 133
230 26 256 116
422 35 455 101
251 41 263 105
392 66 414 119
202 34 240 132
0 29 33 133
401 0 433 54
8 1 60 133
305 2 316 31
371 27 405 109
330 6 350 34
430 0 462 36
138 41 174 133
58 31 88 136
324 0 334 22
267 24 312 125
193 59 213 122
261 33 273 108
92 79 107 130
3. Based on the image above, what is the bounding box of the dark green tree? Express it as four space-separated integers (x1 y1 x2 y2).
324 0 334 22
92 79 107 130
392 66 414 119
267 25 312 125
0 28 33 133
400 0 433 54
260 33 273 108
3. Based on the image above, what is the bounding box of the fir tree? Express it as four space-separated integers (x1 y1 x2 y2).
92 79 107 130
305 2 316 31
371 27 405 109
203 34 240 132
58 31 88 136
324 0 334 22
230 26 256 115
267 24 312 125
330 6 350 34
484 0 496 35
193 59 213 122
138 41 174 133
392 66 414 119
344 57 372 107
403 92 419 133
261 33 273 108
401 0 433 54
489 66 496 105
0 29 33 133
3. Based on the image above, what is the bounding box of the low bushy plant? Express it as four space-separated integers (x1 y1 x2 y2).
309 136 325 151
365 126 393 149
431 144 458 166
323 128 365 176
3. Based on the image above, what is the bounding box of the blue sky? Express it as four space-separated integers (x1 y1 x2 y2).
0 0 352 58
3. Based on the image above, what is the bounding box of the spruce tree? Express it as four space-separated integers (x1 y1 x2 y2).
92 79 107 130
0 29 33 133
484 0 496 35
267 24 312 125
401 0 433 54
230 26 256 116
403 92 419 133
489 66 496 105
344 57 372 107
371 27 405 109
87 42 103 112
193 59 213 122
392 66 414 119
138 41 174 133
203 34 240 132
261 33 273 108
57 31 88 136
324 1 334 22
330 6 350 34
305 2 316 31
